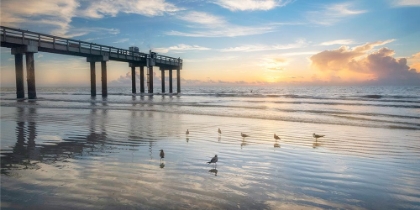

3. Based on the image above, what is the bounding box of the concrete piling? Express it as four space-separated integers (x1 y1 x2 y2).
140 66 145 93
25 52 36 99
90 62 96 97
101 61 107 97
14 53 25 99
148 66 153 93
169 68 173 93
131 66 136 94
161 67 165 93
177 68 181 94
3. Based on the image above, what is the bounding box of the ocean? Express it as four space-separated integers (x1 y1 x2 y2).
1 86 419 209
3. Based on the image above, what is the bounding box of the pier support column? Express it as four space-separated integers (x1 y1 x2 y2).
90 62 96 97
169 68 173 93
177 68 181 93
25 52 37 99
140 66 145 93
101 61 107 97
161 67 165 93
12 43 38 99
14 54 25 99
131 66 136 94
87 55 108 97
148 66 153 93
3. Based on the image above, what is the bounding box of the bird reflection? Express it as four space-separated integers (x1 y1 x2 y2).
160 163 165 168
209 169 218 176
241 139 248 149
313 141 321 148
218 136 221 142
186 137 189 143
274 142 280 148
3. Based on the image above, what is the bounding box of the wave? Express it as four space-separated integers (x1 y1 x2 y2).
2 90 420 103
1 100 419 130
179 93 420 103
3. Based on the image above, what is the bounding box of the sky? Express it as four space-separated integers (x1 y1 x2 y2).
1 0 420 87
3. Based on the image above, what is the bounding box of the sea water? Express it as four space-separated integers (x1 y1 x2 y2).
1 86 419 209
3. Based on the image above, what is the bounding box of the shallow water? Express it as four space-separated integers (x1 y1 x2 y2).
1 86 420 209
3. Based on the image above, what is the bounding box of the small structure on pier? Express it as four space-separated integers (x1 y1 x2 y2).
0 26 183 99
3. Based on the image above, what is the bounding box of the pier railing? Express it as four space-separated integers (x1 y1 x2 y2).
0 26 182 67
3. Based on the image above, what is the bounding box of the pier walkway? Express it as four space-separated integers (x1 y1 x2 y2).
1 26 183 99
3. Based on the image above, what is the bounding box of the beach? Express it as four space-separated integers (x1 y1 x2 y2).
1 86 420 209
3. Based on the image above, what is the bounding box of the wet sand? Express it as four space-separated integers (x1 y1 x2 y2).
1 105 420 209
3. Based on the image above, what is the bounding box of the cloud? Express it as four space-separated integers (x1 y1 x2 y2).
212 0 293 11
109 70 266 87
320 39 354 46
259 56 290 71
166 26 275 37
220 39 306 52
168 11 278 37
110 70 162 87
409 52 420 72
176 11 225 25
310 41 420 85
113 38 129 44
1 0 79 37
277 51 320 57
391 0 420 7
80 0 180 18
153 44 210 53
0 0 177 37
306 3 367 25
183 56 239 62
311 39 395 71
181 78 268 86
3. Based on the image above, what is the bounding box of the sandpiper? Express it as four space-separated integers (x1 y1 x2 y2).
160 149 165 160
241 132 250 138
313 133 325 140
207 155 218 168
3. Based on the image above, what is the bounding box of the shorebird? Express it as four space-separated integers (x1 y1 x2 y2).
186 129 189 135
218 128 221 135
159 149 165 160
313 133 325 140
241 132 250 138
207 155 218 168
274 134 280 140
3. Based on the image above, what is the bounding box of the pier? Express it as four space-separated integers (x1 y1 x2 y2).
0 26 183 99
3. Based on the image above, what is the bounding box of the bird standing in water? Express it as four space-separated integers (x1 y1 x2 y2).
274 134 280 140
241 132 250 138
207 155 218 168
186 129 189 135
218 128 221 135
160 149 165 160
313 133 325 141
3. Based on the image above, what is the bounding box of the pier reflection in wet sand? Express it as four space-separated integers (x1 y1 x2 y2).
1 105 420 209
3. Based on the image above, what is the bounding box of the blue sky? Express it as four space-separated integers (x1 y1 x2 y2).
1 0 420 87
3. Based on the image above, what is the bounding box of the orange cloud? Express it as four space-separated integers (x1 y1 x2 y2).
409 52 420 73
310 41 420 85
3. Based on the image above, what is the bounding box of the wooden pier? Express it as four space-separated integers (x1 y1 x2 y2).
0 26 183 99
